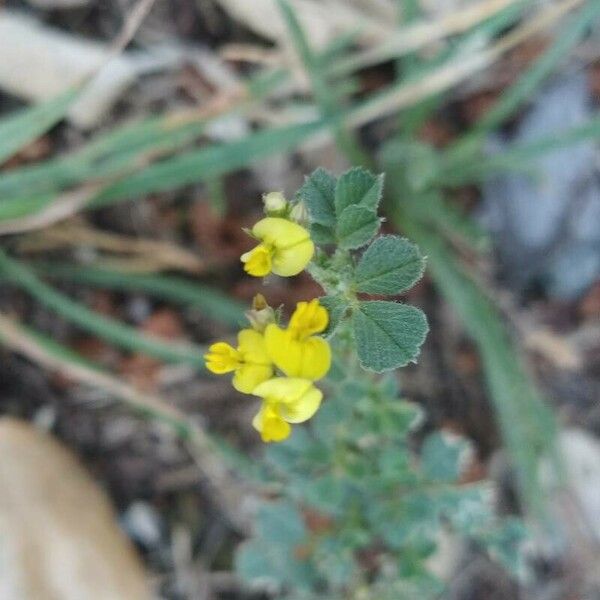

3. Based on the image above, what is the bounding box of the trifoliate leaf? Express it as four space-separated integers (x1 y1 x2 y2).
354 235 425 295
352 300 428 372
334 167 384 215
336 205 380 250
298 167 336 227
310 223 336 245
318 295 348 337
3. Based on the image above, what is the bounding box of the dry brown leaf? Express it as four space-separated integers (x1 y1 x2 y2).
0 418 150 600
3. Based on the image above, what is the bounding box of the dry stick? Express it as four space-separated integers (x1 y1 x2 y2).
346 0 583 129
0 312 251 533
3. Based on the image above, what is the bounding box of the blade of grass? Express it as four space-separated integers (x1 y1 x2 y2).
444 0 600 166
347 0 584 129
89 118 326 208
378 129 561 521
0 119 325 226
277 0 369 166
0 67 288 200
0 250 206 368
387 181 559 522
0 89 78 165
440 112 600 185
331 0 523 76
34 262 246 328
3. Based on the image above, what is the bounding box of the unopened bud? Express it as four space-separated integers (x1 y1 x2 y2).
263 191 287 215
289 201 309 225
246 294 275 332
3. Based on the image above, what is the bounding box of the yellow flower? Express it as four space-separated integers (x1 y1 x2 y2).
264 299 331 381
241 217 314 277
204 329 273 394
252 377 322 442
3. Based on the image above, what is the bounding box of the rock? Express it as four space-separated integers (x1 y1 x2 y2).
0 418 150 600
480 73 600 299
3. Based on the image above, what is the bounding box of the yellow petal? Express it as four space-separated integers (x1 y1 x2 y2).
233 364 273 394
253 377 313 401
252 404 291 442
252 217 310 250
297 336 331 380
204 342 240 374
278 384 322 424
241 244 272 277
237 329 271 365
264 325 331 380
289 299 329 338
271 238 314 277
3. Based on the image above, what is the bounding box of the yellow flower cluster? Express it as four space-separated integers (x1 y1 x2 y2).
205 299 330 442
205 209 329 443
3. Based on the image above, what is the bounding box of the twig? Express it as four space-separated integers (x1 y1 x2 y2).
0 311 251 533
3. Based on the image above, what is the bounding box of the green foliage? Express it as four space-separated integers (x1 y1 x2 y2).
354 235 425 295
298 167 337 228
302 167 428 373
336 204 380 250
235 168 523 597
2 2 596 595
352 301 428 372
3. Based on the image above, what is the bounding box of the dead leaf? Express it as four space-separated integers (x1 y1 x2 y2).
0 418 150 600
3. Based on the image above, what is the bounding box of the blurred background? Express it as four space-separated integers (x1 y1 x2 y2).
0 0 599 598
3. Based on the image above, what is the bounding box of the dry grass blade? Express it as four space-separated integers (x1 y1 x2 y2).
346 0 583 128
0 184 105 236
0 312 251 533
17 219 206 274
333 0 521 74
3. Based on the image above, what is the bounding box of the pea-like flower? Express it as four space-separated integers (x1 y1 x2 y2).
252 377 322 442
265 299 331 381
204 329 273 394
241 217 314 277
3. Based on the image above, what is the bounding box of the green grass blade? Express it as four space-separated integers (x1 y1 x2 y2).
0 67 287 200
0 250 206 368
0 88 78 165
89 119 326 208
35 263 246 328
441 112 600 185
386 174 559 522
445 1 600 166
277 0 368 165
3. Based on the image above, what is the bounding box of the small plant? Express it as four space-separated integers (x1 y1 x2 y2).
204 167 524 597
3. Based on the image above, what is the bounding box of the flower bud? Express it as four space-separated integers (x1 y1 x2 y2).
289 201 309 225
245 293 276 332
263 191 288 216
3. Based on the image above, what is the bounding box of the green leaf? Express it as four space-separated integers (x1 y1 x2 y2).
256 501 306 547
310 223 336 245
421 432 470 483
336 205 380 250
318 295 348 337
334 167 384 214
298 167 337 227
352 300 428 372
354 235 425 295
